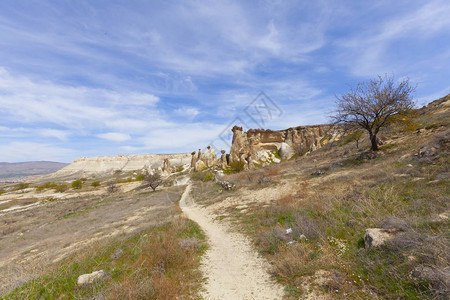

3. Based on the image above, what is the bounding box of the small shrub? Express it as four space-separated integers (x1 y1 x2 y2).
136 174 146 181
13 182 29 191
0 188 6 195
54 184 69 193
224 161 245 174
71 180 83 189
176 165 185 172
35 186 45 193
202 172 215 182
90 181 100 187
107 182 118 193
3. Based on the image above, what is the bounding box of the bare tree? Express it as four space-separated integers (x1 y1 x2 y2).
107 182 118 194
333 75 415 151
142 172 163 192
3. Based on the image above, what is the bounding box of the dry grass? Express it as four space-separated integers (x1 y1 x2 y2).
224 121 449 298
5 217 206 299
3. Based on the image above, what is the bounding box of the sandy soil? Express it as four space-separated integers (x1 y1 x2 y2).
180 184 284 299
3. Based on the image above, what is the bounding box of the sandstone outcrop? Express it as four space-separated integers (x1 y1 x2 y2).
190 151 197 168
47 153 191 178
229 124 343 168
190 146 228 172
195 160 207 172
220 150 227 169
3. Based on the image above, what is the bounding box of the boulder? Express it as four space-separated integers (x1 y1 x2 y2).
279 142 294 160
364 228 402 248
77 270 107 286
195 160 207 172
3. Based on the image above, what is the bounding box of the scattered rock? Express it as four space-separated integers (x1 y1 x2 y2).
364 228 402 248
417 145 438 158
110 248 124 260
438 211 449 221
279 142 294 160
285 228 292 234
216 180 235 191
77 270 107 286
312 170 324 176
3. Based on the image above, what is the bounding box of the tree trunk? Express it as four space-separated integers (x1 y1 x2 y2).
369 133 379 151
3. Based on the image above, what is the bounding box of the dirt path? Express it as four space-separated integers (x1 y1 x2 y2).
179 184 284 300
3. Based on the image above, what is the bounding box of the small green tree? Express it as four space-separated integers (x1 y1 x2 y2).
90 181 101 187
333 75 415 151
71 180 83 189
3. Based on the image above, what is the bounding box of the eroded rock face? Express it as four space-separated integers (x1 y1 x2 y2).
229 124 343 167
279 142 294 160
48 153 191 177
195 160 207 172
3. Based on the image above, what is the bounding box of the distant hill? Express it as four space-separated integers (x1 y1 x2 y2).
0 161 68 178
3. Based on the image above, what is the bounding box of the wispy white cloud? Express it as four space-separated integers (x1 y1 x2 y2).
97 132 131 143
0 142 75 162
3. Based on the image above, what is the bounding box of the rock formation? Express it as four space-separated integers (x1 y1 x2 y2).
220 150 227 169
195 160 207 172
163 158 171 173
46 153 191 178
190 151 197 168
229 124 343 168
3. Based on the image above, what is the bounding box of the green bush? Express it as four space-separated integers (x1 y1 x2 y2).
54 184 69 193
13 182 29 191
90 181 100 187
71 180 83 189
176 165 185 172
224 161 245 174
136 174 146 181
190 171 215 181
202 172 215 182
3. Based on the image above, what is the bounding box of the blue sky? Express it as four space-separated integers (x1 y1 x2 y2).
0 0 449 162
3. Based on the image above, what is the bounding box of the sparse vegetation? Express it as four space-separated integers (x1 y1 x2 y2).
5 218 206 299
71 179 83 189
224 161 245 174
107 182 118 193
90 181 100 187
54 184 69 193
12 182 29 192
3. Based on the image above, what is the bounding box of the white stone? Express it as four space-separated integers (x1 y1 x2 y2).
279 142 294 160
77 270 107 286
364 228 401 248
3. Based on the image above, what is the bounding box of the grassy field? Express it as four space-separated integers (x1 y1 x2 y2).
4 217 206 299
